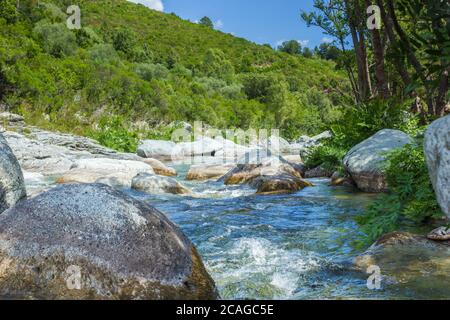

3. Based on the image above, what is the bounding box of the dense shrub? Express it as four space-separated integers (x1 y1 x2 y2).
304 144 347 172
355 140 444 246
88 116 138 153
33 22 77 57
135 63 169 81
89 44 119 64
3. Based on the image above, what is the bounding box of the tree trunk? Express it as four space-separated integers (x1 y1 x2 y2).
376 0 412 87
345 0 372 101
366 0 389 99
436 68 449 117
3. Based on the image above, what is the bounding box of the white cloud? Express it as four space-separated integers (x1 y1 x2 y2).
214 19 224 29
321 37 333 43
297 39 309 47
128 0 164 12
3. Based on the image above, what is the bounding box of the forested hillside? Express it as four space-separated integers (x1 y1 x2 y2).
0 0 350 144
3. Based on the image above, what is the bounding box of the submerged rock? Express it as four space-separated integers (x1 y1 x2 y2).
0 133 26 213
424 115 449 218
131 173 190 195
354 232 450 289
186 163 236 181
343 129 411 192
0 184 218 299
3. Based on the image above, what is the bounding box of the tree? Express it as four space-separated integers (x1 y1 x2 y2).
302 0 359 101
33 22 78 58
278 40 302 55
199 16 214 28
0 0 17 23
112 27 137 55
316 43 341 61
302 47 313 58
201 48 235 83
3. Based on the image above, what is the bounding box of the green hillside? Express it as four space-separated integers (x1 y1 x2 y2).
0 0 350 147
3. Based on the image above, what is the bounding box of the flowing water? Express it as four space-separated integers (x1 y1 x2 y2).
25 163 450 300
126 163 397 300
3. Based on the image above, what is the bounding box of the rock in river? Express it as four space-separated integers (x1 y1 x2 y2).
249 174 312 195
424 115 449 218
56 158 154 188
343 129 411 192
142 158 177 177
0 133 26 213
186 163 236 181
137 140 177 160
354 232 450 290
0 184 218 299
132 173 190 195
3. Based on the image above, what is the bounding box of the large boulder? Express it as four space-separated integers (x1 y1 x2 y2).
137 140 176 160
0 184 218 299
29 129 129 159
173 137 223 158
221 156 302 185
186 163 236 181
131 173 190 195
0 134 26 213
3 131 75 175
56 158 154 188
424 115 450 218
343 129 412 192
220 151 311 194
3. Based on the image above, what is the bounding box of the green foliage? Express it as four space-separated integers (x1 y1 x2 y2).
1 0 349 149
200 49 235 83
355 141 444 246
33 21 77 57
75 27 102 48
330 98 419 150
278 40 302 55
0 0 18 23
135 63 169 81
199 16 214 28
304 144 347 172
89 43 119 64
88 116 138 153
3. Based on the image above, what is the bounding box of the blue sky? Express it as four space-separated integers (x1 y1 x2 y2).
127 0 333 49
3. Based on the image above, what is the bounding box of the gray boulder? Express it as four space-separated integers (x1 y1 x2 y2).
0 184 217 299
424 115 450 218
132 173 190 195
0 133 26 213
56 158 154 188
137 140 176 160
343 129 411 192
3 131 75 175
